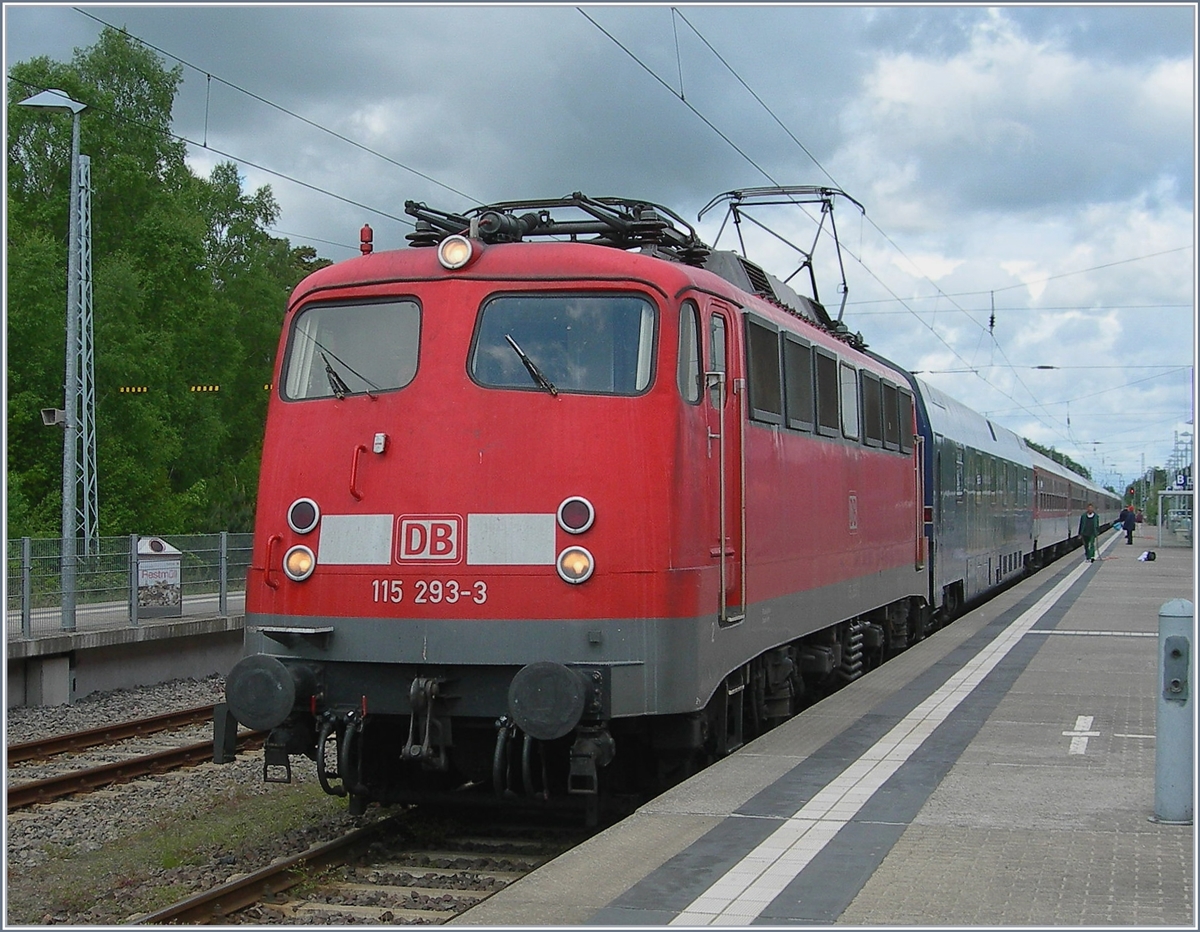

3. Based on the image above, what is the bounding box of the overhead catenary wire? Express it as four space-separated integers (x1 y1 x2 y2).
577 8 780 189
581 8 1069 440
850 302 1194 315
73 8 482 206
6 73 416 229
581 8 1188 471
845 246 1194 308
663 9 1195 455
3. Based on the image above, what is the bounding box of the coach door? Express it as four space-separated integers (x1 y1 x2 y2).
705 300 744 625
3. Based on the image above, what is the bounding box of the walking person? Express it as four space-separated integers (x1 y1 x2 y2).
1120 504 1137 544
1078 503 1101 563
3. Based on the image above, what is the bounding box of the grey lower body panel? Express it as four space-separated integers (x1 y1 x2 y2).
245 563 925 720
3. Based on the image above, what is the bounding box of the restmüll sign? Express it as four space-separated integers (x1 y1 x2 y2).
137 537 183 617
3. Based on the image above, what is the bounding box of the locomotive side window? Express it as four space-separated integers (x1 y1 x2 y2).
709 314 727 408
839 362 859 440
746 317 783 424
782 334 814 432
472 293 655 395
898 390 914 453
882 382 901 450
815 348 839 436
677 301 702 404
283 299 421 400
860 372 883 447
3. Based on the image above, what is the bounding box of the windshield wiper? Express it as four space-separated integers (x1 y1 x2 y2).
322 353 352 400
504 334 558 396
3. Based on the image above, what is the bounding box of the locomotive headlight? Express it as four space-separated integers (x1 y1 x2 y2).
288 498 320 534
437 234 476 270
557 496 595 534
557 546 594 584
283 545 316 581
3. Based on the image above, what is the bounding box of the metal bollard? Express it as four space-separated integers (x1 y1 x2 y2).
1154 599 1193 824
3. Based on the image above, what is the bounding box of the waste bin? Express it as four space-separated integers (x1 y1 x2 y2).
137 537 182 618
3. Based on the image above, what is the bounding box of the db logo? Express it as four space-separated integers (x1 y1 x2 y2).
398 516 461 562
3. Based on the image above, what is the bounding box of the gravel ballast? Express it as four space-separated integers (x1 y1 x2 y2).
5 676 384 924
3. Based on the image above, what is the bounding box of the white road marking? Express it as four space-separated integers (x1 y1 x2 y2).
669 534 1117 927
1062 715 1100 754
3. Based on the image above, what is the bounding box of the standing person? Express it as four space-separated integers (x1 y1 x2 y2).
1079 503 1101 563
1121 504 1137 544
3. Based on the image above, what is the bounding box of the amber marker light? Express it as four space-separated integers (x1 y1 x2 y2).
437 234 477 270
284 545 316 581
557 546 594 584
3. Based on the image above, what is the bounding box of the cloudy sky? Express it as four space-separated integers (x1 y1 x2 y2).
5 4 1196 490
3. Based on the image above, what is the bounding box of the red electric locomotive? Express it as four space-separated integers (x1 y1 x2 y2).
226 191 930 816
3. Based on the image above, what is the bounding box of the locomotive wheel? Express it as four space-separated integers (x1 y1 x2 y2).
655 749 706 790
942 584 963 622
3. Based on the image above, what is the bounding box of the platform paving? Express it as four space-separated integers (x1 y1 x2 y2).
838 528 1193 927
454 525 1194 926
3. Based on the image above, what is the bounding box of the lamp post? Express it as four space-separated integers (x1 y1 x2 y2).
19 88 91 632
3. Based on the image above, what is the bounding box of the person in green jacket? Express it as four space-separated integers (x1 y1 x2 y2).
1078 503 1101 563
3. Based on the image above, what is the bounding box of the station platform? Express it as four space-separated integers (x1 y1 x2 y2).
6 612 244 707
455 527 1195 926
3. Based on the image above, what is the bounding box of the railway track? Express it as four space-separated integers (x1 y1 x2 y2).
7 704 219 762
139 812 592 924
5 705 264 812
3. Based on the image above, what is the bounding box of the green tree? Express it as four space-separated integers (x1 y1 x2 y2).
1023 438 1092 482
7 27 329 539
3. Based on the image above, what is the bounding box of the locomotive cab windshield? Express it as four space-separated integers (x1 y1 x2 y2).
471 293 656 395
283 299 421 400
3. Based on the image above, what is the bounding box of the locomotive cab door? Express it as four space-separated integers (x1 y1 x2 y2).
704 300 745 625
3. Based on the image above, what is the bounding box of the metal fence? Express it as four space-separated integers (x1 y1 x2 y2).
6 533 252 640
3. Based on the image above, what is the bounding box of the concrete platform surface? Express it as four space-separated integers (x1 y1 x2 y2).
454 527 1194 926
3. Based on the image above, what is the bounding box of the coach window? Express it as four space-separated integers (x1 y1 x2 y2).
472 293 655 395
709 314 727 408
284 299 421 400
783 334 814 431
677 301 702 403
839 363 859 440
746 317 783 424
861 372 883 447
955 448 965 503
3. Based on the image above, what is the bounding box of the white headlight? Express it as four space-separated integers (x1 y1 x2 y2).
557 546 594 584
283 545 316 581
437 235 476 270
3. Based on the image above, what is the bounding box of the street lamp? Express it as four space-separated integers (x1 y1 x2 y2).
18 88 92 633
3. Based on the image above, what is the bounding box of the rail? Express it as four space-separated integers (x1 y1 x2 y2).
6 704 219 763
6 731 265 811
141 817 398 924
